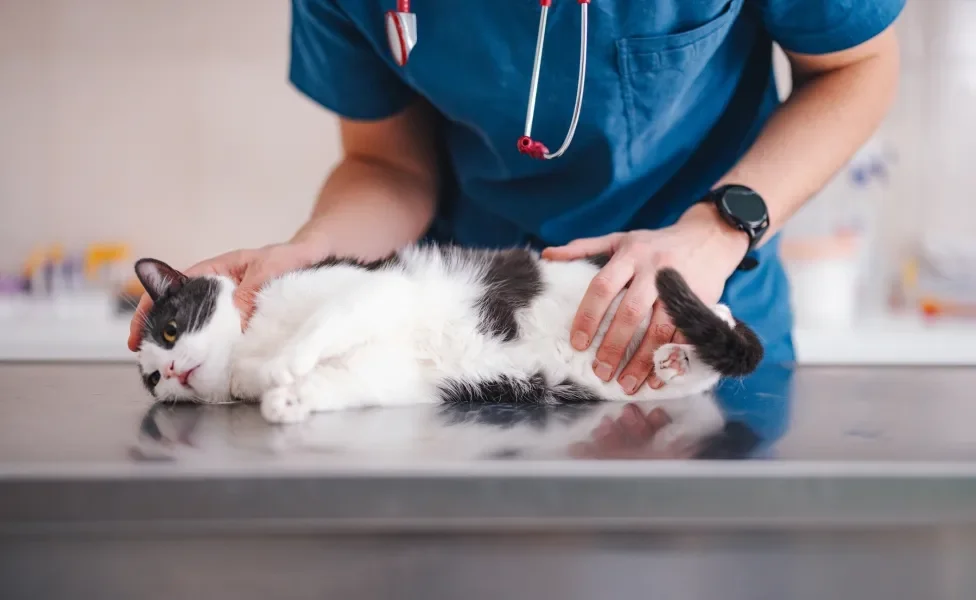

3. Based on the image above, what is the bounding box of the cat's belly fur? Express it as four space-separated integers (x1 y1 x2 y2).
229 257 722 410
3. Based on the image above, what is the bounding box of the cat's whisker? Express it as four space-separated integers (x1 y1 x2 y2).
120 295 138 311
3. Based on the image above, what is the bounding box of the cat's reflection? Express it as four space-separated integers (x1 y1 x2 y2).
131 392 732 462
131 364 793 462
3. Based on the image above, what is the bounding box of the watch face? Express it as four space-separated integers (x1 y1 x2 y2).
723 187 768 226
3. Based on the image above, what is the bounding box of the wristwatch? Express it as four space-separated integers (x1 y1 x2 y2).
703 184 769 271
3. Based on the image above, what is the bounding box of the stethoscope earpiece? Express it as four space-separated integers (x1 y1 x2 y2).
387 0 590 160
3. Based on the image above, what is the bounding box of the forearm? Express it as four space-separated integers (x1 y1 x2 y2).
290 155 437 260
710 30 901 243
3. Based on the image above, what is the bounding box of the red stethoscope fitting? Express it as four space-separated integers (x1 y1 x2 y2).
386 0 591 160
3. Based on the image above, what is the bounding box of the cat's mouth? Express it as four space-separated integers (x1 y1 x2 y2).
177 366 199 388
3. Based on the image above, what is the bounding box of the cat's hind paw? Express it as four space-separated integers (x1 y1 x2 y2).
260 385 310 425
653 344 691 383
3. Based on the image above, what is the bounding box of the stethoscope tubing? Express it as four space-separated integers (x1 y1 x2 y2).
388 0 589 161
520 1 589 160
522 5 549 139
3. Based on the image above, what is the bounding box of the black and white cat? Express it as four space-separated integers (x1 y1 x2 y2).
134 244 763 425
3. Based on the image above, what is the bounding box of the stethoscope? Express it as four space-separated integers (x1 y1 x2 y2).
385 1 590 160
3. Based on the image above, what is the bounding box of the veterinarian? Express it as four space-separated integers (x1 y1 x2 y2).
129 0 903 395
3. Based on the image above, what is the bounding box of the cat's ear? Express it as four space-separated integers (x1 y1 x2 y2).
134 258 188 302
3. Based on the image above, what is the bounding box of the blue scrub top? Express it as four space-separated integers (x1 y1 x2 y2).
289 0 905 364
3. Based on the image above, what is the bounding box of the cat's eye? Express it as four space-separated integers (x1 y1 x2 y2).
148 371 160 387
162 321 179 344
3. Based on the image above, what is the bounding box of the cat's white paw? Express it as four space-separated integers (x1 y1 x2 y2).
654 344 690 383
260 385 310 425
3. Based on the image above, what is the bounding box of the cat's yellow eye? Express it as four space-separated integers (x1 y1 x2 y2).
162 321 179 344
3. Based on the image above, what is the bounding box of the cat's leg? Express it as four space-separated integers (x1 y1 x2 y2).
260 351 435 424
260 365 366 424
261 291 400 389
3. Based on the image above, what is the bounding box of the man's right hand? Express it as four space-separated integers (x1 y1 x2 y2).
127 241 326 352
129 101 441 353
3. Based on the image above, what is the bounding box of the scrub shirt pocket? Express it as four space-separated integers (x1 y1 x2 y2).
616 0 745 162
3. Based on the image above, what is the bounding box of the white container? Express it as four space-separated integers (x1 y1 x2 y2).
780 136 894 328
785 255 860 329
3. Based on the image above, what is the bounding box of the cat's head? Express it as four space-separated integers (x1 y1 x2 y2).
133 258 242 404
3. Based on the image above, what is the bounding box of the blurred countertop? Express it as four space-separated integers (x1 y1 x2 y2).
2 362 976 532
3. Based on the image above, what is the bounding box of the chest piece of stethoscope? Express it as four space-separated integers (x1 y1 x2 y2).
386 0 590 160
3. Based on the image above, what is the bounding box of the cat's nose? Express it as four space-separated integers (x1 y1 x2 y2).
162 361 176 378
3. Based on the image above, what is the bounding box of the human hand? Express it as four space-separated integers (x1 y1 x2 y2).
127 241 327 351
542 202 749 394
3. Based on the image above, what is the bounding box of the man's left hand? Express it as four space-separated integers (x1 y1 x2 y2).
542 202 748 394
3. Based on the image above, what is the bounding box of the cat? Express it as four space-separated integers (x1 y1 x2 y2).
133 243 763 427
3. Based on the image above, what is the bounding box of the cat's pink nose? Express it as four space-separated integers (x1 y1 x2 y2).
163 361 197 387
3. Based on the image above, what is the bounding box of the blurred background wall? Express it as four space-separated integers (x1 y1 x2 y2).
1 0 974 363
2 0 971 266
0 0 340 272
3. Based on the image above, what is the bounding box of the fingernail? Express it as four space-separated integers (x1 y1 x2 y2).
619 375 638 394
572 332 589 350
594 361 613 381
649 376 664 389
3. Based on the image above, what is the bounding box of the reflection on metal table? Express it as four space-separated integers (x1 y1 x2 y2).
2 362 976 599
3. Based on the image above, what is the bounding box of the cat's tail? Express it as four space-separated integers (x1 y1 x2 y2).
654 268 764 377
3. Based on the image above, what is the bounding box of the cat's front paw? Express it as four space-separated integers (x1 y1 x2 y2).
262 344 320 388
260 385 310 425
653 344 690 383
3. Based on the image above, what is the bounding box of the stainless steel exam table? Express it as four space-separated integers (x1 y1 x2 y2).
2 362 976 599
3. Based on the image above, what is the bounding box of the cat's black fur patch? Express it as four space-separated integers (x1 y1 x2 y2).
655 268 764 377
437 373 604 406
585 254 612 269
476 248 544 342
140 370 160 394
140 277 220 348
549 379 605 403
438 372 550 404
307 253 402 272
